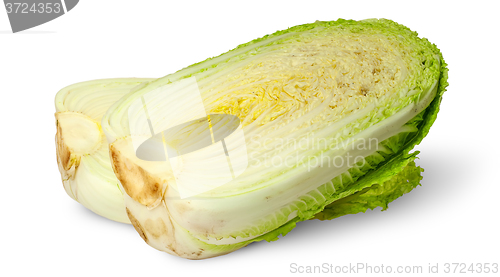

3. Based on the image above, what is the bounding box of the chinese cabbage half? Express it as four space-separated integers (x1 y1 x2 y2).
97 18 448 259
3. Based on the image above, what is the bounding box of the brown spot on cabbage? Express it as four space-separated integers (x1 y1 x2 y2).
55 114 80 181
109 143 164 208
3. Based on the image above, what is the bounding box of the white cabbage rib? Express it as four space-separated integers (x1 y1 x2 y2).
55 78 154 223
102 19 443 258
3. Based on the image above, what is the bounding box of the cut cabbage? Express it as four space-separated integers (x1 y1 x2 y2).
98 18 448 259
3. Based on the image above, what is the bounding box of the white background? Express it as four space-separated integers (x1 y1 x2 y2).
1 0 499 276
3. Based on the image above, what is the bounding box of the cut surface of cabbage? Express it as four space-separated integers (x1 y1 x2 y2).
55 78 154 223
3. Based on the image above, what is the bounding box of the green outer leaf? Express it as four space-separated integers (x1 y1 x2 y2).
315 160 423 220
